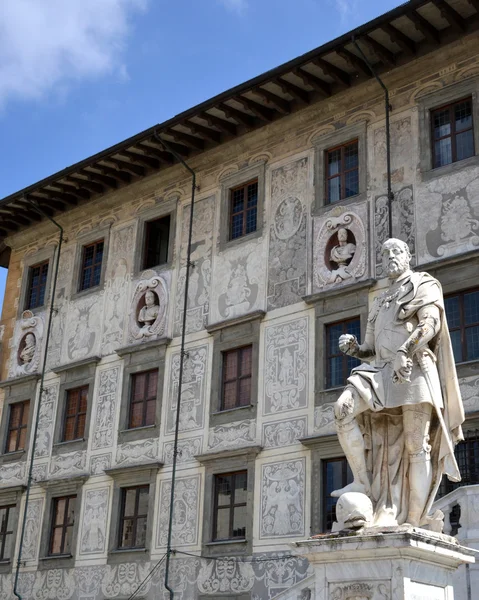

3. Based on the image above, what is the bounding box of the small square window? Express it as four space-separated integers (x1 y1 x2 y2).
25 261 49 310
431 98 475 168
0 505 15 561
322 458 352 532
445 288 479 363
62 386 88 442
49 495 76 556
325 140 359 204
5 400 30 453
221 346 252 410
129 370 158 429
143 215 170 270
118 486 149 549
79 240 104 291
213 471 247 541
325 318 361 388
229 180 258 240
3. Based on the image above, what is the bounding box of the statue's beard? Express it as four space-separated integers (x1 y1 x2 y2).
385 260 407 277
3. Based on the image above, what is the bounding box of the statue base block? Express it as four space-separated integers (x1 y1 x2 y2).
291 527 475 600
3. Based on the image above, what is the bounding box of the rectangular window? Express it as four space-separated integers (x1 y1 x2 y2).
445 288 479 363
143 215 170 270
325 140 359 204
221 346 252 410
0 505 15 561
322 458 353 532
213 471 247 541
6 400 30 453
26 261 49 310
49 495 76 555
118 486 149 549
326 318 361 388
63 386 88 442
79 240 104 291
129 370 158 429
229 179 258 240
431 97 475 168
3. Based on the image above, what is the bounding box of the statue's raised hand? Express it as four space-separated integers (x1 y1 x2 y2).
339 334 359 356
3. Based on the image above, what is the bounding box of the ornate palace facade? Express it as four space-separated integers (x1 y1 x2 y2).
0 1 478 598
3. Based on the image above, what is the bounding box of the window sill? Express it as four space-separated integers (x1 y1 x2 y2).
119 425 156 434
221 227 263 253
110 547 148 554
205 539 247 546
314 191 366 215
212 405 254 416
70 284 103 301
0 450 26 464
53 438 85 447
40 554 72 561
421 154 479 182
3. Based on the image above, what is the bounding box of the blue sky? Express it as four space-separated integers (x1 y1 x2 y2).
0 0 403 311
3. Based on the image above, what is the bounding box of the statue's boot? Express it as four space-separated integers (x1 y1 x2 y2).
405 454 432 526
331 419 371 498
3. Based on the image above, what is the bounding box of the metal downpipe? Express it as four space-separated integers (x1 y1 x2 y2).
13 201 63 599
153 130 197 600
352 37 394 239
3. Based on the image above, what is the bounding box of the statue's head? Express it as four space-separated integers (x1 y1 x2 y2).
145 290 156 307
337 228 348 243
381 238 411 279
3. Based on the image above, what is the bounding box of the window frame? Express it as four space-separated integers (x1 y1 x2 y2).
220 345 253 411
48 495 77 556
445 287 479 364
321 457 353 532
18 247 57 318
324 139 359 205
62 385 88 442
5 400 30 454
212 471 248 542
0 504 15 562
79 238 104 292
142 214 172 270
134 200 177 275
228 179 259 241
71 228 110 299
25 260 50 311
430 97 475 169
128 369 159 430
117 485 150 550
325 317 361 389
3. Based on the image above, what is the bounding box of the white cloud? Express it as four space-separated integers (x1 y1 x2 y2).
0 0 146 107
218 0 248 15
333 0 358 25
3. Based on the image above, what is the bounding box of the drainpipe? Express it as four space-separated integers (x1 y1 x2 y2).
153 130 197 600
13 200 63 599
352 37 394 239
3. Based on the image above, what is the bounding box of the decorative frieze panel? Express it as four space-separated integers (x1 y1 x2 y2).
314 404 336 436
0 461 25 487
329 581 390 600
252 553 312 600
64 293 102 361
163 437 203 465
263 317 308 415
50 450 86 477
128 272 169 344
210 236 266 324
32 463 48 482
92 366 120 450
263 417 306 449
197 558 255 594
10 310 44 377
313 203 367 291
115 438 158 466
459 375 479 413
157 474 201 547
260 458 306 539
208 420 256 451
90 453 112 475
75 567 105 600
80 488 110 555
101 563 152 598
375 185 416 276
32 568 76 599
166 345 208 434
174 196 215 335
35 383 58 458
267 157 310 309
22 498 43 561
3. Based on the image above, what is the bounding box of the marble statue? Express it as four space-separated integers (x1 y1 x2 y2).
20 333 36 364
138 290 159 327
333 238 464 530
328 228 356 283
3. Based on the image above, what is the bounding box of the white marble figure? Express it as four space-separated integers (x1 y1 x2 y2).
138 290 159 328
328 228 356 283
20 333 36 364
333 238 465 530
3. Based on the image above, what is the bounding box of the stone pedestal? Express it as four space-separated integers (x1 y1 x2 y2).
290 527 476 600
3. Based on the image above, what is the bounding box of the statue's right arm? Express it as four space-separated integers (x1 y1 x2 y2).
355 322 375 359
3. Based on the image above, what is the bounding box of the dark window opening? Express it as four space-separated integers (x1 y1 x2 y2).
118 486 149 549
6 400 30 453
0 505 15 561
325 140 359 204
129 370 158 429
143 215 170 269
63 386 88 442
79 240 104 291
213 471 247 541
49 495 76 555
326 318 361 388
229 180 258 240
26 261 49 310
322 458 353 532
445 288 479 363
221 346 252 410
432 97 474 168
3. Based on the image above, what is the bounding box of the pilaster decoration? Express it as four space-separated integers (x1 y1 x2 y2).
313 203 367 292
128 271 168 344
12 310 43 377
79 487 110 555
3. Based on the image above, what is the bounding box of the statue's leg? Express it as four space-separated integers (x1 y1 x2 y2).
332 386 370 497
403 403 433 526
